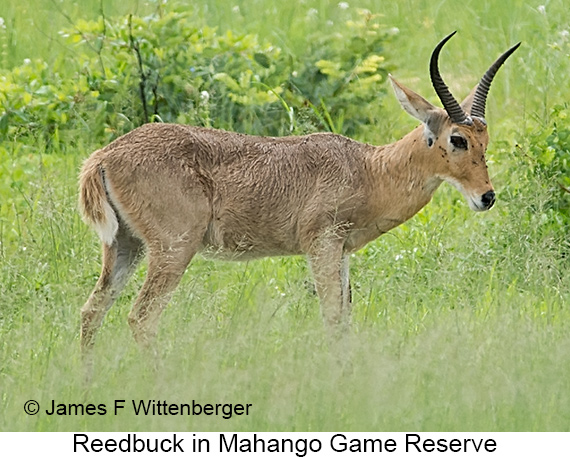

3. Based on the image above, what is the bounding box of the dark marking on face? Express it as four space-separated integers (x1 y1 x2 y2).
450 135 468 150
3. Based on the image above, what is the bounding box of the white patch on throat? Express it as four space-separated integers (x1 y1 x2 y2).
443 176 484 212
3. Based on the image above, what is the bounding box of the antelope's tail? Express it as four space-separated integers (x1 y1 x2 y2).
78 155 118 246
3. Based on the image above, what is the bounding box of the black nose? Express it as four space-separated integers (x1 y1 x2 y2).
481 190 495 209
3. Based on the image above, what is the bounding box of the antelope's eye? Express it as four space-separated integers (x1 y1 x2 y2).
450 135 468 150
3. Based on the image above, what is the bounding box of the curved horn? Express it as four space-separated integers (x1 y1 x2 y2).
430 31 468 124
470 42 521 119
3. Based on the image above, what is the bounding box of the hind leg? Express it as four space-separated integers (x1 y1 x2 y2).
81 225 143 357
127 240 200 354
115 172 211 354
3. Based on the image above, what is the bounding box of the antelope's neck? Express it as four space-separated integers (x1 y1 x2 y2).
365 127 442 230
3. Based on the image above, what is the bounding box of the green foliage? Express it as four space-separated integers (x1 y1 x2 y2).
523 104 570 228
0 7 392 148
291 9 394 135
0 18 8 69
0 59 102 150
530 104 570 181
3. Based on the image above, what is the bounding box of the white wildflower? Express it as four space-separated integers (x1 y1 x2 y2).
537 5 546 14
200 90 210 104
338 2 349 10
232 5 240 14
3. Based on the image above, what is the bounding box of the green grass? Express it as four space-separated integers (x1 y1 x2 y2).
2 0 570 431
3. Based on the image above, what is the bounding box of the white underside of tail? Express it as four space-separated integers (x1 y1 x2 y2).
93 199 119 246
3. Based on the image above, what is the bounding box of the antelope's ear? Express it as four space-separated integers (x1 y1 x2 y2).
389 74 439 124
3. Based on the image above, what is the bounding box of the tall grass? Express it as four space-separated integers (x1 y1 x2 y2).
2 0 570 431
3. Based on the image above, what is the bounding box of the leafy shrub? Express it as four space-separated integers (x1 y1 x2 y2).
0 6 393 150
290 9 394 136
524 103 570 227
530 105 570 184
0 58 103 150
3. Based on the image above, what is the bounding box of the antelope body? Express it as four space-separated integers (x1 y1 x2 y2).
79 33 519 356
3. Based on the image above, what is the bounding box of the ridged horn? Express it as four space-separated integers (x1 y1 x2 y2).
430 31 469 124
470 42 521 119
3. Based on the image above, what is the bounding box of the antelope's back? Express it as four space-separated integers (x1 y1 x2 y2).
96 123 374 258
203 128 373 257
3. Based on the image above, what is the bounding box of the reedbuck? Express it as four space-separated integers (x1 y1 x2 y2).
79 32 519 356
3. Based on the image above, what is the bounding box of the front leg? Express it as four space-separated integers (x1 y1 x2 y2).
307 238 351 327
